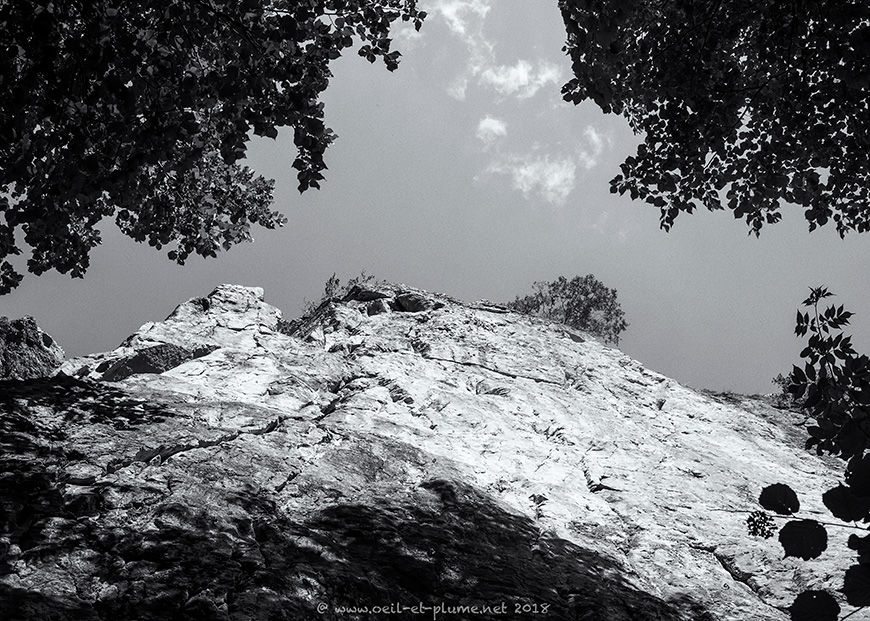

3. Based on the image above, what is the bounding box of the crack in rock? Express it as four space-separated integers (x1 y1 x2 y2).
422 354 562 387
273 471 300 493
582 461 621 493
106 415 288 473
692 545 786 614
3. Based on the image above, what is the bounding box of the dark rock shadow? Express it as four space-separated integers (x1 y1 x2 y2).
1 474 715 621
1 375 171 429
99 343 218 382
1 376 178 575
0 316 64 379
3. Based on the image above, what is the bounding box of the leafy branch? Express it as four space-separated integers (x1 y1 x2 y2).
749 288 870 620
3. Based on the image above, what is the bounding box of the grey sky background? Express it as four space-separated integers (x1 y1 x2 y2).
2 0 869 394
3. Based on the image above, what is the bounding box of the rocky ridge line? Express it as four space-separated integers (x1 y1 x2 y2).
0 283 852 620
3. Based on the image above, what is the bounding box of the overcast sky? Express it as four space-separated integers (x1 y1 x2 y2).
2 0 869 394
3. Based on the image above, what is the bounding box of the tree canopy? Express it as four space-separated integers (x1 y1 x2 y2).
0 0 425 293
560 0 870 235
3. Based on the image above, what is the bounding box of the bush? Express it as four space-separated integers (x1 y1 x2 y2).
302 270 377 315
507 275 628 345
770 372 801 409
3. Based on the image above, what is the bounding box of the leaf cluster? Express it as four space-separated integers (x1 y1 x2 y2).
506 275 628 345
560 0 870 235
789 287 869 458
0 0 425 293
750 288 870 619
770 372 802 410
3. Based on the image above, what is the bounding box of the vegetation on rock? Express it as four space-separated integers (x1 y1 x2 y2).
303 270 378 313
507 275 627 345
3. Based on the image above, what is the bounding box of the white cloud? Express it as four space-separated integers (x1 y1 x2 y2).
447 76 469 101
479 60 562 99
487 154 577 206
432 0 491 37
392 22 426 51
478 125 608 205
429 0 493 99
577 126 606 170
426 0 559 101
476 116 507 145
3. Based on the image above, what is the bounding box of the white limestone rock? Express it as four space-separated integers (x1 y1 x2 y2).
1 283 853 620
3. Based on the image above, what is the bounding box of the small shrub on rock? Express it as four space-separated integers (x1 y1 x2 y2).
507 275 628 345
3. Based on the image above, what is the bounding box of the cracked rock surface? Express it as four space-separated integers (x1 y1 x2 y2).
0 316 64 379
0 283 851 620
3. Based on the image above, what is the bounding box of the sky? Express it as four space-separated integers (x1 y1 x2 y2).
2 0 869 395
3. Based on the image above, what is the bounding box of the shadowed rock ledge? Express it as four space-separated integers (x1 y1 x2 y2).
0 316 64 380
0 284 851 620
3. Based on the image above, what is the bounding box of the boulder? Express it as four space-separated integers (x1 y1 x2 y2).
366 298 391 315
344 284 392 302
101 343 217 382
0 316 64 379
393 291 435 312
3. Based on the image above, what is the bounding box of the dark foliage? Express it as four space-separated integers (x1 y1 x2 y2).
746 510 776 539
759 483 799 515
750 288 870 619
507 274 627 345
789 591 840 621
0 1 425 293
778 519 827 561
560 0 870 235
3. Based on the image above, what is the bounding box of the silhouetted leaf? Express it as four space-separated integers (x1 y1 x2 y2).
843 564 870 606
823 485 870 522
836 420 870 458
779 520 827 560
788 590 839 621
792 366 806 383
760 483 800 515
847 534 870 565
846 455 870 497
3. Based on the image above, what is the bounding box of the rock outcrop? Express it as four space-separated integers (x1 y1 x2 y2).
0 284 852 620
0 316 64 380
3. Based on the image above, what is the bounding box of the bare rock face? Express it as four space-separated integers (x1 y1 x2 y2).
0 316 64 379
58 284 273 381
0 284 853 620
